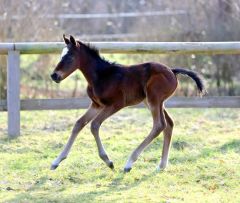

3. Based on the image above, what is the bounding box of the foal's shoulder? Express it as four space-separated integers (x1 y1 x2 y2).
98 64 125 81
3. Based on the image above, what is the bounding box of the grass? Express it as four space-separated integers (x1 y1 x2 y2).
0 108 239 203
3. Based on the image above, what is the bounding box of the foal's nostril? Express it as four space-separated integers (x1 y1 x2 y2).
51 73 61 83
51 73 57 80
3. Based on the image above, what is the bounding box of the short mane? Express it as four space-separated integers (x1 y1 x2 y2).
78 41 100 57
78 41 115 66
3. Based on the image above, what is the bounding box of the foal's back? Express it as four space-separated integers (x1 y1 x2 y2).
119 62 177 104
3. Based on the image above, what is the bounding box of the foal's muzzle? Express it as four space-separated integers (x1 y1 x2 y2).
51 72 62 83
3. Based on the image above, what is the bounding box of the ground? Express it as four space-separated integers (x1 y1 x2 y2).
0 108 239 203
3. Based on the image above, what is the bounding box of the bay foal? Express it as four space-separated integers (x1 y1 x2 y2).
51 35 205 172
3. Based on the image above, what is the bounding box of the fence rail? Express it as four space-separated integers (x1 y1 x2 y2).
2 42 240 55
0 10 187 21
1 41 240 137
0 97 240 111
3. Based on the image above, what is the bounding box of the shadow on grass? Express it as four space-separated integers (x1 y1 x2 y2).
220 139 240 153
170 139 240 165
68 171 158 202
7 170 159 203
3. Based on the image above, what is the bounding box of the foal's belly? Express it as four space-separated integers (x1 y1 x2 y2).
123 86 146 106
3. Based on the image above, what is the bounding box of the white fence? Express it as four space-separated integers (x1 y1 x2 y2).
0 41 240 137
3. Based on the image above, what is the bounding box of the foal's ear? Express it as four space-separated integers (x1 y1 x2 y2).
63 34 70 45
70 35 77 46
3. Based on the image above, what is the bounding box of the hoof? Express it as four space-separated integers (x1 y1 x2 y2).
124 167 132 173
157 165 167 172
50 157 66 170
108 161 114 170
50 164 59 170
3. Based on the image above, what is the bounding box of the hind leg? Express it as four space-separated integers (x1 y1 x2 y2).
124 102 166 172
124 73 176 172
157 109 174 170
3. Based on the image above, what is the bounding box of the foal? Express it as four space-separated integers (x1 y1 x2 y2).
50 35 205 172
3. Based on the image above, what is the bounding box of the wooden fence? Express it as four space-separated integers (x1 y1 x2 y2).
0 41 240 137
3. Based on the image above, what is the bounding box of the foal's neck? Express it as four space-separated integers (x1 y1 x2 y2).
79 52 109 86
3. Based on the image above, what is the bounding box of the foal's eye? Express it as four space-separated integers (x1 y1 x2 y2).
65 56 74 63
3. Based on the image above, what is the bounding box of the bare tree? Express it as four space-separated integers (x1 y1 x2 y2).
1 0 240 98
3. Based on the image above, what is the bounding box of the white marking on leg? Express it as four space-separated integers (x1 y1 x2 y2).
51 104 99 169
124 123 164 170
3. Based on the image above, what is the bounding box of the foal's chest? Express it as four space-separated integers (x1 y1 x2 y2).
87 86 105 107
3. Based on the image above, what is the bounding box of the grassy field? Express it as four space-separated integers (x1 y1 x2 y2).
0 108 239 203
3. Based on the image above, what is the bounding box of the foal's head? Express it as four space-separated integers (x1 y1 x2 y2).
51 35 81 83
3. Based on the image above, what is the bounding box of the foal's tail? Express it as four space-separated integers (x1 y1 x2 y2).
172 68 206 96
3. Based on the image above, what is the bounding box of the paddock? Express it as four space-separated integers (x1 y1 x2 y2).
0 108 239 202
0 42 239 202
0 42 240 137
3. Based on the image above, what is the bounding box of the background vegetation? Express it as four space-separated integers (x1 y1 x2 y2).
1 0 240 99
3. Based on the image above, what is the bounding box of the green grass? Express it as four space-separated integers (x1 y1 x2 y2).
0 108 239 203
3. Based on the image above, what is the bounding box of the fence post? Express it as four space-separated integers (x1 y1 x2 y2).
7 50 20 137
